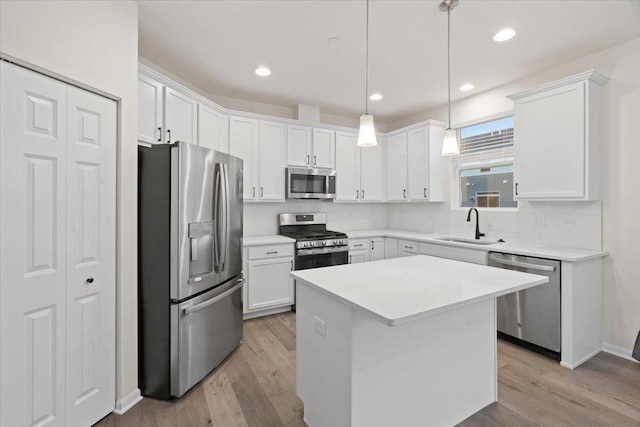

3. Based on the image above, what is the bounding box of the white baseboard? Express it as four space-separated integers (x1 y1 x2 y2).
113 388 143 415
243 306 291 320
602 342 638 363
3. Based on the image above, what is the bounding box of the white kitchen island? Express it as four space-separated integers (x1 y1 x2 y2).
291 255 548 427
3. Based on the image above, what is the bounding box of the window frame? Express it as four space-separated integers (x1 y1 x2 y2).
449 112 519 212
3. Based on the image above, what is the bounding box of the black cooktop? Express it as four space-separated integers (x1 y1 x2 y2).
280 229 347 241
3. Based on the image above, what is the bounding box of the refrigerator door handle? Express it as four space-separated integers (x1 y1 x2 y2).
219 163 230 272
183 279 244 316
213 163 223 272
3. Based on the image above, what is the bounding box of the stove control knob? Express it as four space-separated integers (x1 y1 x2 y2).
310 241 316 247
322 241 327 246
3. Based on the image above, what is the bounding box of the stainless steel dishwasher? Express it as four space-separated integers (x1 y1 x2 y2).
488 252 561 360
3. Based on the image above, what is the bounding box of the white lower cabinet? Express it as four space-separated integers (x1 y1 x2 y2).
385 238 398 259
398 240 419 257
348 239 373 264
370 237 385 261
244 244 294 316
418 242 487 265
1 62 116 427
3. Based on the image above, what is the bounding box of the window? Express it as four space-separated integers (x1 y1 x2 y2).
454 116 516 209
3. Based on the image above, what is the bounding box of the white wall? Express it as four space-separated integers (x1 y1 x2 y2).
389 38 640 356
245 202 387 236
0 0 140 403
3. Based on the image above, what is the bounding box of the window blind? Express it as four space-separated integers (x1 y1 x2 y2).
453 116 514 168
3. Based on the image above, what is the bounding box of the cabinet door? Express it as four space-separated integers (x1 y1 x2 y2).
312 128 335 168
387 133 408 201
198 104 226 153
514 82 585 199
385 238 398 259
137 74 164 144
335 132 359 201
427 125 446 202
349 250 370 264
229 116 259 200
370 238 385 261
259 121 285 201
164 87 197 144
360 138 383 201
247 257 294 311
287 124 312 167
407 128 429 200
65 87 117 427
1 61 68 427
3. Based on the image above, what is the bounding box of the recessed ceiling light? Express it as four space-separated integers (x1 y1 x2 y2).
255 66 271 77
493 28 516 42
459 83 474 92
369 93 383 101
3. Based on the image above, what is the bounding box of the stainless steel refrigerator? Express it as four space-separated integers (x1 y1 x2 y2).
138 141 243 399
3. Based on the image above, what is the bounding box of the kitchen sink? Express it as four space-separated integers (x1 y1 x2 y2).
435 237 497 246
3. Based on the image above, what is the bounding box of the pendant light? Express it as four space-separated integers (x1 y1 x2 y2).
357 0 377 147
440 0 460 156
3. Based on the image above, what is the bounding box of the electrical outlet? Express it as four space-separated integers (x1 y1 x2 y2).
314 315 326 336
561 216 577 226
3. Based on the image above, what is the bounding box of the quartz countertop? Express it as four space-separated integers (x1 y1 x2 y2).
344 229 607 262
243 235 295 247
291 255 548 326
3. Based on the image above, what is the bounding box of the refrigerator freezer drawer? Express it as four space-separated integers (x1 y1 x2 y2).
170 276 243 398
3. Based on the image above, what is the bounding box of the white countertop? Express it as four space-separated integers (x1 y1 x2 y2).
345 229 607 262
243 235 294 246
292 255 548 326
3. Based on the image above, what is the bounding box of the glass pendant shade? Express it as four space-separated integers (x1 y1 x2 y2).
441 128 459 156
357 114 378 147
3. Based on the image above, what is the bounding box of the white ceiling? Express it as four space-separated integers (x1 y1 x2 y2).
138 0 640 124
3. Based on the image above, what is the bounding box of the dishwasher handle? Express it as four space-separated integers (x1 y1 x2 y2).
488 254 556 272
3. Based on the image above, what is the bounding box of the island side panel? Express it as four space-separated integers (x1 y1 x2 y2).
350 299 497 427
296 281 353 427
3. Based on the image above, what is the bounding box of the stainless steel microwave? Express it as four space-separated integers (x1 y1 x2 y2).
286 167 336 199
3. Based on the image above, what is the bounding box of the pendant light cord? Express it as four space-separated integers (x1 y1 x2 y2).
365 0 370 115
447 4 451 129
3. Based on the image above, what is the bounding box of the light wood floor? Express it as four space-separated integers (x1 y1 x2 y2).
96 312 640 427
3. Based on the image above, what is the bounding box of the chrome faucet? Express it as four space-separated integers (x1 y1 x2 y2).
466 208 485 240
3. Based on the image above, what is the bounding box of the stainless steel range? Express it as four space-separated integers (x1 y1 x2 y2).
279 213 348 270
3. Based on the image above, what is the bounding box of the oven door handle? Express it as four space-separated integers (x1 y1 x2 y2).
297 246 349 256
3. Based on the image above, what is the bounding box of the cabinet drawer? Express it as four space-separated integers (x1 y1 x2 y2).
398 240 418 254
349 239 369 250
248 244 294 260
418 242 487 265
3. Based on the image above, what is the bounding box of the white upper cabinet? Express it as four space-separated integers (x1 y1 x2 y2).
138 74 164 144
198 104 227 153
335 132 359 201
164 87 198 145
312 128 335 168
387 132 408 201
286 126 335 169
387 122 446 202
335 131 383 202
509 71 606 201
287 124 312 167
229 116 259 200
230 116 285 202
258 121 286 201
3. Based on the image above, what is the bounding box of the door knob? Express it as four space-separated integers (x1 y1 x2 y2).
86 278 94 284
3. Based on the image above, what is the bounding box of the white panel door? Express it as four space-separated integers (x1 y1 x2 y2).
1 61 68 427
514 82 586 199
65 86 116 427
137 74 164 144
247 257 294 311
164 87 197 145
335 132 359 201
312 128 335 169
407 127 429 201
258 121 286 201
229 116 259 200
360 140 383 201
287 124 312 167
198 103 226 153
386 133 408 201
